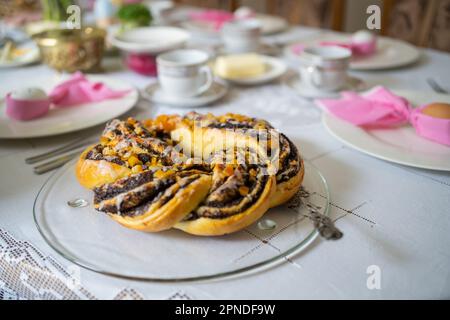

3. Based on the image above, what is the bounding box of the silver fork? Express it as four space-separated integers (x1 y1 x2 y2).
33 150 86 175
26 138 95 174
427 78 448 94
25 138 94 164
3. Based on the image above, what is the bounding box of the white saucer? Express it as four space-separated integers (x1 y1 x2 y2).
283 73 366 99
215 55 287 85
216 42 279 56
322 90 450 171
142 80 228 108
285 33 421 71
108 26 190 54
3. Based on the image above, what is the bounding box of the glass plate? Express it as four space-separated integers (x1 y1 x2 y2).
34 160 330 282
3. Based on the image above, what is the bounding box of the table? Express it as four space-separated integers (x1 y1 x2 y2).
1 25 450 300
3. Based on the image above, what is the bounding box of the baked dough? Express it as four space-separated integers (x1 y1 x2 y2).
76 112 304 236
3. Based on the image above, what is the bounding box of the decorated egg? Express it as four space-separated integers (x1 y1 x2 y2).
352 30 376 44
421 103 450 119
5 87 50 121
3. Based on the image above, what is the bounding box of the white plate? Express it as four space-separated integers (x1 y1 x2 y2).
0 75 138 139
215 55 287 85
109 26 190 54
215 42 280 56
322 90 450 171
254 13 289 35
142 80 228 108
0 41 40 68
180 13 288 36
34 159 329 281
283 72 366 99
285 33 421 71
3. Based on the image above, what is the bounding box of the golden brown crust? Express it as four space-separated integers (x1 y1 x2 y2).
270 159 304 208
75 146 131 190
175 175 275 236
110 174 212 232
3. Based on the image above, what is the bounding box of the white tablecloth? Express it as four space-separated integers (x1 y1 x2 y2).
1 25 450 300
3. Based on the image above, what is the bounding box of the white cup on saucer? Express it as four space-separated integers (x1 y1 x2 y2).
298 46 352 92
157 49 213 98
221 19 261 53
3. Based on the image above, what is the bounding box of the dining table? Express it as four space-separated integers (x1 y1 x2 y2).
1 10 450 300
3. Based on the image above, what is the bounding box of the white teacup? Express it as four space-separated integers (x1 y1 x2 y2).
221 19 261 53
157 49 213 98
299 46 352 92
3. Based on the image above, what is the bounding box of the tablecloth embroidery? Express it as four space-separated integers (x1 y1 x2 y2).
0 228 186 300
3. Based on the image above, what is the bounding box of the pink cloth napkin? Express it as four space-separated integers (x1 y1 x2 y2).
316 87 411 128
316 86 450 147
189 9 234 30
49 72 130 107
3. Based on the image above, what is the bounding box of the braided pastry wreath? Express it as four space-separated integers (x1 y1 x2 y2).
76 112 304 236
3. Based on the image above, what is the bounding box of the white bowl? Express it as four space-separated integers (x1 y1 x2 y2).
109 26 190 54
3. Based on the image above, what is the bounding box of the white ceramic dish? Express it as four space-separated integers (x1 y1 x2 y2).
256 13 289 35
283 72 366 99
215 42 279 56
321 90 450 171
0 75 138 139
142 80 228 108
34 159 329 281
215 55 287 85
0 41 40 68
285 33 421 71
109 26 190 54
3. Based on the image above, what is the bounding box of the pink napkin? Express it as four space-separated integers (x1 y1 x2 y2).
189 9 234 30
316 87 411 128
49 72 130 107
316 86 450 147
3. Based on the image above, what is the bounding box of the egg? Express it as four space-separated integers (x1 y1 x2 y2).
10 87 48 101
352 30 376 44
421 103 450 119
5 87 50 121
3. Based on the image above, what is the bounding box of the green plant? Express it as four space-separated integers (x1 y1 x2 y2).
117 3 152 31
41 0 74 22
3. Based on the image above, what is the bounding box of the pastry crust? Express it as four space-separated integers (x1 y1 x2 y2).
76 145 131 189
109 174 212 232
175 175 275 236
270 158 304 208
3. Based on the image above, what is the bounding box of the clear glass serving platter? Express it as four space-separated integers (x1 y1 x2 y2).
34 160 330 282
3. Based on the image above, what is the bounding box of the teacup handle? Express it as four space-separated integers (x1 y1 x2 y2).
305 65 324 89
196 65 213 96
